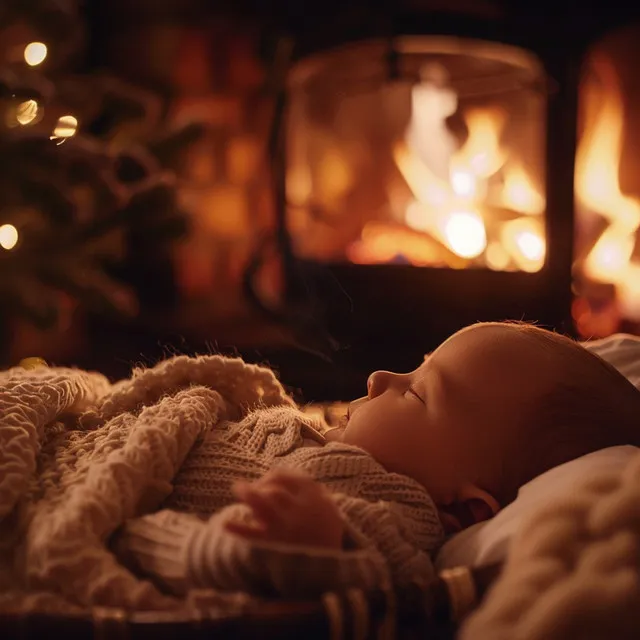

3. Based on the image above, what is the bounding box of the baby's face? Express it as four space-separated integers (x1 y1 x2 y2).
329 324 552 514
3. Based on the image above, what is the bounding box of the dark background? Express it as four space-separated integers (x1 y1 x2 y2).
2 0 640 400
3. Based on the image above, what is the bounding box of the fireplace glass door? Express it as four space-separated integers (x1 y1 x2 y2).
285 37 548 273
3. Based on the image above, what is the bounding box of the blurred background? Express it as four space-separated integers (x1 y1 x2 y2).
2 0 640 400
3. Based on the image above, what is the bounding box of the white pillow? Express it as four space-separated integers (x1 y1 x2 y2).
435 445 639 569
584 333 640 388
436 333 640 570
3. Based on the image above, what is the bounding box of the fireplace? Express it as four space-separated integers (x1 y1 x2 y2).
286 39 547 271
260 5 582 390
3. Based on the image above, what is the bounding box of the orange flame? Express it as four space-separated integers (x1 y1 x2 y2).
575 55 640 318
575 56 640 230
390 76 545 268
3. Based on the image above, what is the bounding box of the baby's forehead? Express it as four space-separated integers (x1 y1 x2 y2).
438 325 534 360
434 325 563 388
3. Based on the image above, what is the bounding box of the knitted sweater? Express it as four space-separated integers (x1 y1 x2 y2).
0 354 441 613
113 407 444 598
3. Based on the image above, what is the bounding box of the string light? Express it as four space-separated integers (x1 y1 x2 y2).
0 224 18 250
24 42 48 66
50 115 78 144
15 99 39 125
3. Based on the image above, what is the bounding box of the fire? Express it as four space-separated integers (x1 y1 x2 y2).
575 57 640 230
443 211 486 259
500 217 545 272
450 108 506 182
502 164 545 215
376 67 546 269
575 55 640 319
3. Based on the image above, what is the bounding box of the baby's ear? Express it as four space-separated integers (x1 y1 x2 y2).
439 485 499 534
459 483 500 521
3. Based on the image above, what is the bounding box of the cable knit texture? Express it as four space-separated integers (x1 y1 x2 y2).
0 354 442 614
114 406 442 598
0 355 293 612
461 451 640 640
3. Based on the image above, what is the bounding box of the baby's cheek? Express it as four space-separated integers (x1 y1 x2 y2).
324 427 345 442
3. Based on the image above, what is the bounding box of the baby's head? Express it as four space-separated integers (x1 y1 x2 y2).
330 322 640 525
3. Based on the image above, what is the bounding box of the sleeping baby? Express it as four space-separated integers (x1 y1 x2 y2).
113 322 640 598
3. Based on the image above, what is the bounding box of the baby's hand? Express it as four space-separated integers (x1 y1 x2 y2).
225 469 344 549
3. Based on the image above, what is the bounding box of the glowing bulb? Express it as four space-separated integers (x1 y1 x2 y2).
15 99 39 125
24 42 47 66
0 224 18 250
50 115 78 144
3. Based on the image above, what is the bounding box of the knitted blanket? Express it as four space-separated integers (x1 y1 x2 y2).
0 355 293 613
3 355 640 639
462 450 640 640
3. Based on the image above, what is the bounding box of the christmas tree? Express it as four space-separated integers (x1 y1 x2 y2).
0 0 203 330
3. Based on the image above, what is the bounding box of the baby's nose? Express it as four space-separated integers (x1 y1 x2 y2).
367 370 404 398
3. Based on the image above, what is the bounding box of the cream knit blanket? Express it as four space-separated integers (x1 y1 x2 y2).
3 355 640 638
0 355 293 613
462 450 640 639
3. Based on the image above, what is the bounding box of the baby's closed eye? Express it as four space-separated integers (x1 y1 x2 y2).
406 385 425 404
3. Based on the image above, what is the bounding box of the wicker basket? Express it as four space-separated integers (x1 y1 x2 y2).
0 563 501 639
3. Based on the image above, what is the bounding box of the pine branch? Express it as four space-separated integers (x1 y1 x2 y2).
0 2 206 329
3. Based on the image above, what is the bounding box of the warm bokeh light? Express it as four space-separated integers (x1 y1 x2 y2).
443 211 487 259
51 115 78 143
0 224 19 250
15 99 39 126
501 217 546 272
24 42 47 66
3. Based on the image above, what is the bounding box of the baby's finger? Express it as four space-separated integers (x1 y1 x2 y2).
234 480 292 507
224 519 268 540
235 483 290 523
262 468 316 494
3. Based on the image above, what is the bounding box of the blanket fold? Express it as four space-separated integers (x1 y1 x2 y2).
0 355 292 611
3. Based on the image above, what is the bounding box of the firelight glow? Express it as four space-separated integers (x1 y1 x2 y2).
450 170 477 199
500 217 545 272
391 68 545 267
502 165 545 215
0 224 18 250
24 42 47 66
443 211 486 259
574 54 640 318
